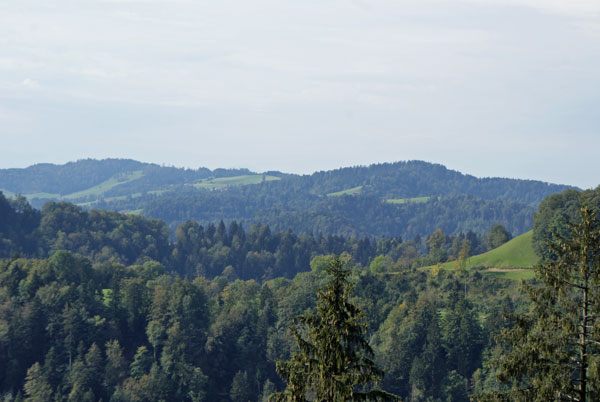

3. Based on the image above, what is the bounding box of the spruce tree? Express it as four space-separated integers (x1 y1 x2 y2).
230 370 252 402
479 206 600 401
23 363 52 402
271 256 398 401
104 340 127 396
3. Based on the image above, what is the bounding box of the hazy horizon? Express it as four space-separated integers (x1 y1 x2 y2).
2 0 599 189
0 156 586 189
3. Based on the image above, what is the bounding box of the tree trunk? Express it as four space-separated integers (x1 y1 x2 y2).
580 258 589 402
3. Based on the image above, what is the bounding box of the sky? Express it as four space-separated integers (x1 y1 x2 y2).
1 0 599 189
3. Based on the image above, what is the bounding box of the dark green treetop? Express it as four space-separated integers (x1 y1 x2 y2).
478 206 600 401
271 256 399 401
485 223 511 250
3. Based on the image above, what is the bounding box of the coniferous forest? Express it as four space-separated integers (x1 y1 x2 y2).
0 159 574 240
4 0 598 396
1 163 599 401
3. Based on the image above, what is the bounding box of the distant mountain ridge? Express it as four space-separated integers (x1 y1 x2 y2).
0 158 577 239
0 159 148 194
0 158 573 202
286 160 572 205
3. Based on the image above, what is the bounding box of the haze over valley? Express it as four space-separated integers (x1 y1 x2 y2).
1 0 599 400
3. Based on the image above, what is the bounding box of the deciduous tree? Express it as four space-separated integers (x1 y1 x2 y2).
485 223 511 250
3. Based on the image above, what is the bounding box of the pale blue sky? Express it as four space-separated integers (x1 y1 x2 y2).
1 0 599 188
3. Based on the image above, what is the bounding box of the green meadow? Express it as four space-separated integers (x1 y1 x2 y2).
386 196 431 204
429 231 538 280
193 174 280 190
466 230 537 269
63 170 145 199
327 186 363 196
22 192 62 199
2 171 145 202
6 172 279 208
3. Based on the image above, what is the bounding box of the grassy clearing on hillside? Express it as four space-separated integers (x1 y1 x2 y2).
5 170 146 203
193 175 280 190
76 194 139 207
385 196 431 204
64 170 144 200
467 230 537 269
76 190 166 208
24 192 62 199
424 231 538 280
327 186 363 196
1 189 62 201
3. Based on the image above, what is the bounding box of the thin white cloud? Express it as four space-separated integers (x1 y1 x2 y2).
21 78 40 89
466 0 600 17
0 0 598 188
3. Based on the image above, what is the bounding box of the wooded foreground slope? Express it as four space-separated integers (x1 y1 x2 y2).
1 184 599 401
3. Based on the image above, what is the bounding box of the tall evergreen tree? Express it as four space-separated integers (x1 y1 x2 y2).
23 363 52 402
478 206 600 401
104 340 127 397
230 370 253 402
272 256 398 401
408 316 446 401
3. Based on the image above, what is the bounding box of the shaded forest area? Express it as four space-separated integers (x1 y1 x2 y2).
102 160 571 239
0 192 499 281
0 159 574 240
0 249 520 401
0 191 521 401
2 186 599 401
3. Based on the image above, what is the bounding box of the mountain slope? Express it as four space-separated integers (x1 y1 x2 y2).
298 161 570 205
0 159 576 239
434 231 537 280
469 230 537 269
0 159 146 195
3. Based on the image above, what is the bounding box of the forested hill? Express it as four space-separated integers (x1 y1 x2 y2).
6 184 598 401
0 190 496 280
283 161 570 205
0 159 575 239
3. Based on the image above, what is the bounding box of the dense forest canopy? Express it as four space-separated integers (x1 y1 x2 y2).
0 239 522 402
0 179 598 401
0 159 572 205
142 191 536 240
532 186 600 259
0 159 575 241
0 192 497 281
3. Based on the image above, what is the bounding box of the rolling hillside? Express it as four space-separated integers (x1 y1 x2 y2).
0 159 274 208
0 159 576 239
434 231 537 280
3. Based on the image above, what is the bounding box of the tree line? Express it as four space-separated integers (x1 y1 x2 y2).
1 159 571 241
2 186 598 400
0 249 521 401
99 159 569 240
0 192 510 282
